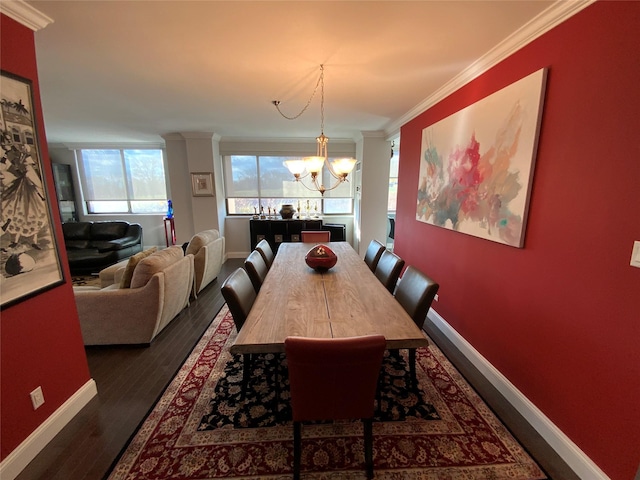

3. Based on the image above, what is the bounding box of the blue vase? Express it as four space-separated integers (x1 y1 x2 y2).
167 200 174 219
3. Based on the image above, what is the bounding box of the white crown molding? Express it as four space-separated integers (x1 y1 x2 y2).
219 139 356 157
357 130 387 140
427 308 610 480
219 135 355 144
0 380 97 480
385 0 596 135
59 142 165 150
179 132 214 140
0 0 53 31
160 133 183 141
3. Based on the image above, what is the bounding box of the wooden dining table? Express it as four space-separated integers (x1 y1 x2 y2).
230 241 429 355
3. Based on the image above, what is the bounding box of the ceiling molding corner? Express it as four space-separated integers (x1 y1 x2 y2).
161 133 183 141
385 0 596 135
360 131 386 138
0 0 53 31
180 132 215 140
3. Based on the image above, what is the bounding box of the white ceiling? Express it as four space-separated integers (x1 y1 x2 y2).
24 0 563 146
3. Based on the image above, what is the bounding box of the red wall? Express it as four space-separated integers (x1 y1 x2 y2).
397 2 640 479
1 15 92 460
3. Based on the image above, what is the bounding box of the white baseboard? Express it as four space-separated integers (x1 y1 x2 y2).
0 379 98 480
427 308 610 480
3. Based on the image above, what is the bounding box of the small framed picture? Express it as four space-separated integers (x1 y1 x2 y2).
191 172 214 197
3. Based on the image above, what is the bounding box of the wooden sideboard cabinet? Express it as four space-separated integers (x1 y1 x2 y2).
250 219 323 251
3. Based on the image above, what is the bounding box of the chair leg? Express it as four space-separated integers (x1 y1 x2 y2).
273 354 280 421
241 354 251 399
409 349 417 388
363 418 374 479
293 421 301 480
376 375 383 415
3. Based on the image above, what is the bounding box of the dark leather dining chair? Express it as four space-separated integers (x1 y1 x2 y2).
301 230 331 243
374 250 405 293
285 335 386 480
255 238 274 269
394 266 439 386
364 239 385 272
220 268 257 396
244 250 269 293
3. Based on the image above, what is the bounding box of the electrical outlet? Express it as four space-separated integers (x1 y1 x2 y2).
434 294 439 302
30 386 45 410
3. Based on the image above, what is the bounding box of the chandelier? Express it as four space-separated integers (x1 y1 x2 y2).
272 65 357 196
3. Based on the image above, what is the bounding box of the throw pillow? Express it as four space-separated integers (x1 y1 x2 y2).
119 247 157 289
129 246 184 289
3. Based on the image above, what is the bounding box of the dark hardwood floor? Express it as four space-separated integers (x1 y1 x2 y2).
16 257 578 480
16 259 243 480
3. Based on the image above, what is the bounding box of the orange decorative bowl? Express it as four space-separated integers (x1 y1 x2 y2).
305 244 338 272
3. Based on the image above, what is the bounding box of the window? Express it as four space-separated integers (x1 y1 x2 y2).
224 155 353 215
388 150 399 212
77 149 167 214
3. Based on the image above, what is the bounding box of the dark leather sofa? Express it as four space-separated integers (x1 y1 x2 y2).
62 221 143 275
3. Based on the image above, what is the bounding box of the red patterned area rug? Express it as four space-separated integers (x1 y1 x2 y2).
107 306 546 480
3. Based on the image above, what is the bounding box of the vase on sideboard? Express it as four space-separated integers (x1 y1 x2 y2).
279 204 296 219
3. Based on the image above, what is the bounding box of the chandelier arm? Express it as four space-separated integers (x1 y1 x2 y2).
325 159 341 180
300 173 347 194
320 177 349 193
272 65 324 121
294 176 321 192
294 171 311 180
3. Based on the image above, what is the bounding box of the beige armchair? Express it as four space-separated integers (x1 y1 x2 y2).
186 229 225 295
74 246 194 346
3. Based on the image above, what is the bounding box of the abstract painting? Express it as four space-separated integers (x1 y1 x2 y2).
1 70 64 308
416 68 546 247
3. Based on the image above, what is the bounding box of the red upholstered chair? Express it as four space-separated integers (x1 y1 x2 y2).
244 249 269 293
394 266 439 386
301 230 331 243
285 335 386 480
364 239 385 272
255 238 275 268
374 250 405 293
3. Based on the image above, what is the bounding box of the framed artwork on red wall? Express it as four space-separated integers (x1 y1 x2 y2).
416 68 547 248
0 70 65 309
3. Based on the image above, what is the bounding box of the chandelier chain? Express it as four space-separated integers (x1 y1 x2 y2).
277 64 356 195
319 65 324 134
273 65 324 126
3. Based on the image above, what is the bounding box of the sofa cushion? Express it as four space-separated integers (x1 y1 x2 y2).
65 240 91 250
130 246 184 289
91 221 128 240
186 229 220 256
63 222 92 240
119 247 158 289
90 240 121 252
